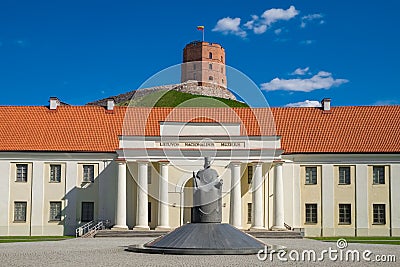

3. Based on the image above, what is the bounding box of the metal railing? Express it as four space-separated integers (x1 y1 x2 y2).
75 220 110 237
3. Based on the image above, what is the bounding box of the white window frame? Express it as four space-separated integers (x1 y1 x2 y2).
50 164 62 183
49 201 62 221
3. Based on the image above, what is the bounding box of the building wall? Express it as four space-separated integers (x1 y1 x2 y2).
1 152 399 237
282 154 399 237
0 152 116 236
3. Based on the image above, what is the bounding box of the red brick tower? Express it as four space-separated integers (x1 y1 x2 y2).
181 41 227 88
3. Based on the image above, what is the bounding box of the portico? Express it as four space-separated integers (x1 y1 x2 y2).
113 110 286 231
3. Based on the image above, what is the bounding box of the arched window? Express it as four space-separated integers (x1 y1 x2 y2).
209 52 212 59
222 79 224 84
209 63 212 70
221 66 223 73
209 76 213 81
221 56 223 62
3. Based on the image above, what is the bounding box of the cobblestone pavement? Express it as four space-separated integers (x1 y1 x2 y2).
0 237 398 266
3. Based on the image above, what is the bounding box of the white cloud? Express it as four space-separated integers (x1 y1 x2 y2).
253 25 267 34
300 39 315 45
373 100 399 106
262 5 299 26
215 6 299 37
261 71 349 92
291 67 310 75
285 100 322 107
212 17 247 38
274 28 282 35
301 13 324 28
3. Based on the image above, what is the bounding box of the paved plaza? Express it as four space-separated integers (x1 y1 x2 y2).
0 237 398 266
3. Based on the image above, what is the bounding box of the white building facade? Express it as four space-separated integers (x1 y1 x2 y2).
0 103 399 237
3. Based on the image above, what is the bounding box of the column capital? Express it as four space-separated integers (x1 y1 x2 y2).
115 158 126 164
251 161 264 166
229 161 242 167
158 160 170 166
273 160 284 166
137 160 150 166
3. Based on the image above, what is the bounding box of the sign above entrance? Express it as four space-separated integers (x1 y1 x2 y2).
156 141 245 148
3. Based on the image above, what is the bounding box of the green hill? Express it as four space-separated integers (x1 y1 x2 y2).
119 90 248 108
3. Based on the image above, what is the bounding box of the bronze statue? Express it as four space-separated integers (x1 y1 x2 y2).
192 157 223 223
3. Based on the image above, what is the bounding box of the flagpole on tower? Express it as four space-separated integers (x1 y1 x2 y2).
197 26 205 41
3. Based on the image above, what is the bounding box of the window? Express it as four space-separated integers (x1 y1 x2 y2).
193 63 196 70
208 76 213 81
81 202 94 222
339 204 351 224
14 202 27 222
339 166 351 185
373 166 385 184
50 164 62 182
221 56 223 62
305 167 317 184
50 202 62 221
209 52 212 59
16 164 28 182
148 202 152 223
247 203 252 224
148 165 152 184
193 73 196 80
373 204 386 224
247 165 253 184
83 165 94 183
305 204 317 223
221 66 223 73
222 79 224 84
209 63 212 70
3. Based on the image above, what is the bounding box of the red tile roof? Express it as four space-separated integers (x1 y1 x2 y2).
1 105 399 154
0 106 125 152
272 106 400 154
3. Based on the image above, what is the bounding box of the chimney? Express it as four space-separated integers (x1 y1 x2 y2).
106 98 115 111
321 98 331 112
49 97 60 110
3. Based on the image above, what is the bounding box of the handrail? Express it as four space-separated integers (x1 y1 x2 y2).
284 222 292 231
75 220 110 237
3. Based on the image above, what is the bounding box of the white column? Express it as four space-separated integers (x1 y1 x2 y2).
251 162 264 229
135 161 150 230
272 162 285 230
230 162 242 229
113 161 128 229
157 161 170 230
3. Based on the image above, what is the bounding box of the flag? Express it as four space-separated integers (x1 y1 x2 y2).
197 26 204 31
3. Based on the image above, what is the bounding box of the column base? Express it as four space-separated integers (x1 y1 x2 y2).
111 225 129 230
133 225 150 231
249 226 266 231
231 225 243 230
155 226 171 231
270 225 287 231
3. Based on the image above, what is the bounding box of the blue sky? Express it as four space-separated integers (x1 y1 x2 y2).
0 0 399 107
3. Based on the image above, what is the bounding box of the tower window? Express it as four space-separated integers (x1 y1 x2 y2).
221 56 223 62
193 73 196 80
193 63 196 70
221 67 223 73
209 63 212 70
208 76 213 81
209 52 212 59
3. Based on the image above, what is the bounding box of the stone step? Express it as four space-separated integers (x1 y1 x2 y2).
94 230 169 238
246 230 303 239
94 229 303 239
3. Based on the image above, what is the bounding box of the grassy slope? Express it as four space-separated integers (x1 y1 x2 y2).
119 90 248 108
